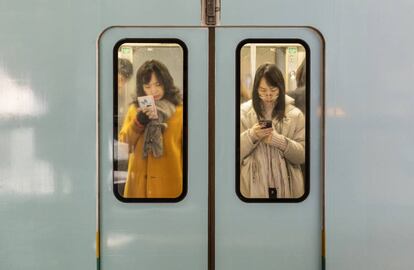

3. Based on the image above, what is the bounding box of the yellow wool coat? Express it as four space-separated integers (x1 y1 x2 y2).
119 104 183 198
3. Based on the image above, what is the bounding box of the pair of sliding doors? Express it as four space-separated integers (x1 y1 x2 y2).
98 27 323 270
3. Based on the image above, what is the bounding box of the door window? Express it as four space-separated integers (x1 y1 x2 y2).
236 39 310 202
113 39 188 202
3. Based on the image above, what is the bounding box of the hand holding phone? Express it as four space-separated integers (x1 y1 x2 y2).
259 120 272 129
251 122 272 140
137 95 158 119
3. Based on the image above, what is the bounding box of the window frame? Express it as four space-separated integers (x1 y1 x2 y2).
113 38 188 203
235 38 311 203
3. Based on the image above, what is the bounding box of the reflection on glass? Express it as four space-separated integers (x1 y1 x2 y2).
239 42 307 200
114 42 185 200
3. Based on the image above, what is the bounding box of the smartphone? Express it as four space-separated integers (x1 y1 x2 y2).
137 95 158 119
259 120 272 129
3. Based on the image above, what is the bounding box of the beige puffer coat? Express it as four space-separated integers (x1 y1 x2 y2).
240 96 305 199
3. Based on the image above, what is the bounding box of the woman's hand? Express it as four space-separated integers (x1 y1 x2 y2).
141 107 158 120
263 130 288 151
136 107 158 126
251 123 273 140
263 132 274 144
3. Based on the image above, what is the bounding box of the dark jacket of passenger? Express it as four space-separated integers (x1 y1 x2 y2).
287 86 305 115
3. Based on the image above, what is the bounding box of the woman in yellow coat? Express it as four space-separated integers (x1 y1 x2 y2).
119 60 183 199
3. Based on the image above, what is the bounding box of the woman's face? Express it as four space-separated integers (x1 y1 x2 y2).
143 72 165 100
258 78 279 104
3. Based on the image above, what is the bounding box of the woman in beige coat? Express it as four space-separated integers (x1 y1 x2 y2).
240 63 305 199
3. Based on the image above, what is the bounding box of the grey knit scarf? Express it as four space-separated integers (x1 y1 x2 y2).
142 99 176 158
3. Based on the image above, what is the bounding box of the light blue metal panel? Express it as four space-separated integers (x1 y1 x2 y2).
221 0 336 26
0 2 99 269
98 0 200 26
0 1 201 270
323 2 414 269
99 27 208 270
223 1 414 269
215 27 323 270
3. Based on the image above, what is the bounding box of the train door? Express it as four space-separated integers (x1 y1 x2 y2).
98 27 209 269
214 27 324 270
98 26 323 270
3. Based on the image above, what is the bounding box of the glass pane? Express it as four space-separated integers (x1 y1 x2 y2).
114 39 187 202
237 40 309 202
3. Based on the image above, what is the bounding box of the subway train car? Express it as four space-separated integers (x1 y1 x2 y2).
0 0 413 269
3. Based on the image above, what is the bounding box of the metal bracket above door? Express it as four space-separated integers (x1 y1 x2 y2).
202 0 221 26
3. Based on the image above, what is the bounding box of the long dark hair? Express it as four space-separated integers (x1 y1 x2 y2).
252 63 285 121
135 60 182 105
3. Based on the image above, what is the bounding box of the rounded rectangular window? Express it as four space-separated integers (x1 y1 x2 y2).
114 39 187 202
236 39 310 202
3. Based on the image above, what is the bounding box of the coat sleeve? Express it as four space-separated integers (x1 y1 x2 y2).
118 105 144 147
240 113 259 161
283 111 305 165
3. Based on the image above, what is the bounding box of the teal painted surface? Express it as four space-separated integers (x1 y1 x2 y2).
223 1 414 269
1 0 414 269
0 1 200 269
0 2 98 269
99 27 208 270
323 3 414 268
215 27 323 270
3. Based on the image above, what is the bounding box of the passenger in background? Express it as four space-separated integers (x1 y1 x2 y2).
118 58 133 89
119 60 183 198
287 60 306 176
287 60 306 115
118 58 133 130
240 74 253 103
115 58 134 195
240 63 305 199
